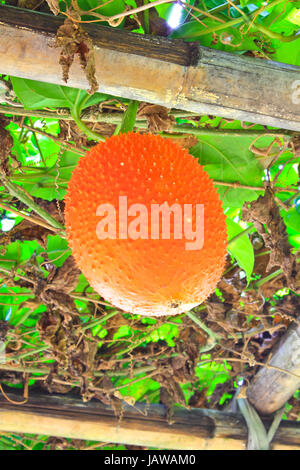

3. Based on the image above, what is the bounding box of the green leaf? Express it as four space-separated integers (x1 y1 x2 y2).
271 37 300 66
17 149 80 201
12 304 46 328
0 240 42 270
226 218 254 283
270 158 299 187
196 360 232 397
261 2 299 36
240 0 254 5
283 207 300 233
53 149 81 190
287 8 300 26
191 135 264 209
117 100 139 134
47 235 70 267
11 77 109 110
78 0 125 17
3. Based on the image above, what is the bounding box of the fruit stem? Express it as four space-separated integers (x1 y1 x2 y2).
71 92 105 142
71 107 105 142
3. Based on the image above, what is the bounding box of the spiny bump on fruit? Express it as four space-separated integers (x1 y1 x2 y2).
65 132 227 316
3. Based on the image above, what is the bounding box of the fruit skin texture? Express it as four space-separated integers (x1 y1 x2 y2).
65 132 227 316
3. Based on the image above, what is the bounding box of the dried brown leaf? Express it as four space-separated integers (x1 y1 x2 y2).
242 186 298 290
42 379 72 394
155 370 186 411
39 256 81 316
45 0 60 15
0 116 13 176
291 135 300 156
0 218 52 249
55 18 98 94
170 135 198 149
259 275 286 299
188 389 208 408
49 256 80 294
37 311 67 363
148 8 172 36
35 198 65 226
166 324 207 384
137 103 175 133
160 387 175 424
0 320 11 341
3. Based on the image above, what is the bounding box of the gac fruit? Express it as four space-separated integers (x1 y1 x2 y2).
65 133 227 316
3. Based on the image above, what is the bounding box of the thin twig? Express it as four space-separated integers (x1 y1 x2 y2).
0 201 59 232
209 357 300 380
214 180 299 193
0 266 36 285
63 0 175 25
0 177 65 234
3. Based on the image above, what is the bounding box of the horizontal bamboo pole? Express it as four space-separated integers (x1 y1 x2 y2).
1 6 300 131
0 390 299 449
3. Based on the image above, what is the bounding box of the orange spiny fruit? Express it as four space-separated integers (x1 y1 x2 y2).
65 132 227 316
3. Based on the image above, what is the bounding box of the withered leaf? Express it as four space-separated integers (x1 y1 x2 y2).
0 320 11 341
258 275 286 299
114 390 136 407
37 311 68 365
45 0 60 15
160 386 175 424
137 103 175 133
42 378 72 394
18 0 42 7
170 135 198 149
188 389 208 408
35 198 65 226
55 18 98 94
179 325 206 358
148 8 172 37
48 255 80 294
41 290 76 316
38 311 63 342
37 309 99 377
155 370 186 410
0 218 52 249
0 116 13 176
39 256 81 315
291 135 300 156
242 186 298 290
111 395 124 423
46 437 71 450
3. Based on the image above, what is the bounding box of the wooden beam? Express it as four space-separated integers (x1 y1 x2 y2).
1 5 300 131
0 389 299 449
247 318 300 415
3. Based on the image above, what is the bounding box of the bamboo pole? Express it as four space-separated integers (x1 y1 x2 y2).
0 390 299 449
1 5 300 131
